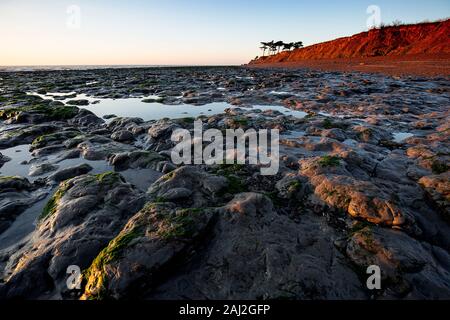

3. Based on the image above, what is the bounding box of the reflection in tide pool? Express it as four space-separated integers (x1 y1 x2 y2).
0 145 33 178
84 99 232 121
0 144 162 251
253 105 307 119
393 132 414 143
0 191 51 251
0 143 161 191
27 92 308 121
281 130 306 140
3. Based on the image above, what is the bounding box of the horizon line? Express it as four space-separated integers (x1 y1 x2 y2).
0 64 242 67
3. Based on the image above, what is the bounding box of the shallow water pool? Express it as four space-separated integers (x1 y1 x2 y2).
393 132 414 143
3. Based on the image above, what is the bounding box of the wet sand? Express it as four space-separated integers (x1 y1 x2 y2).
247 53 450 77
1 67 449 299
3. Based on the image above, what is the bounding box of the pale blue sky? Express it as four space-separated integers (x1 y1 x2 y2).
0 0 448 65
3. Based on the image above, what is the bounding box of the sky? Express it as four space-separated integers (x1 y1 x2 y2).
0 0 449 66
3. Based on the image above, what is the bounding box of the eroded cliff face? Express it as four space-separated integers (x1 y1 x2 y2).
250 20 450 64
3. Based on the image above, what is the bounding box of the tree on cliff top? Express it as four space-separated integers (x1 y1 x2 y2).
260 42 269 56
259 41 303 56
274 41 284 54
293 41 304 49
283 42 294 51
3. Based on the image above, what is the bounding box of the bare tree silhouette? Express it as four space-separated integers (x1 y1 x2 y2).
283 42 294 51
259 40 303 57
274 41 284 54
260 42 269 56
268 41 276 55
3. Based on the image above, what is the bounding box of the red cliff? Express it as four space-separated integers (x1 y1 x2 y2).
250 19 450 64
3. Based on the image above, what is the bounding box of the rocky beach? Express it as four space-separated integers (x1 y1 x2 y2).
0 66 449 300
249 19 450 77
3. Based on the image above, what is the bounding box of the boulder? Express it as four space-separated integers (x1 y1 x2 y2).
108 151 166 171
148 166 228 207
0 176 46 234
29 163 59 177
345 226 450 299
419 172 450 219
0 172 145 299
81 193 366 300
47 164 93 183
110 130 134 142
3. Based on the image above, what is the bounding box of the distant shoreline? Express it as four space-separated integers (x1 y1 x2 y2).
0 65 241 73
247 53 450 77
3 56 449 77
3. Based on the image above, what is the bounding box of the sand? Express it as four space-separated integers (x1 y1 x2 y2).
247 53 450 78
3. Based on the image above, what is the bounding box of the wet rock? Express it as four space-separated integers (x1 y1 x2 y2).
0 66 449 301
0 104 79 124
262 109 283 117
81 193 366 300
81 202 215 299
103 114 117 119
66 99 89 106
300 156 413 228
142 97 163 103
0 172 145 299
55 149 81 162
111 130 134 142
77 137 135 161
182 96 213 105
148 119 179 140
0 124 57 149
64 134 108 149
157 161 177 174
161 187 193 200
47 163 93 183
0 176 46 234
31 144 65 157
352 125 391 144
374 151 415 184
68 109 104 127
419 172 450 219
148 166 228 207
29 163 59 177
321 128 347 141
406 138 449 174
144 119 182 152
0 176 32 192
345 226 450 299
0 153 11 168
108 151 166 171
107 117 144 132
30 130 81 151
275 174 310 200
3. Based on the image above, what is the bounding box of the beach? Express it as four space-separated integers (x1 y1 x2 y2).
0 66 449 299
248 53 450 77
